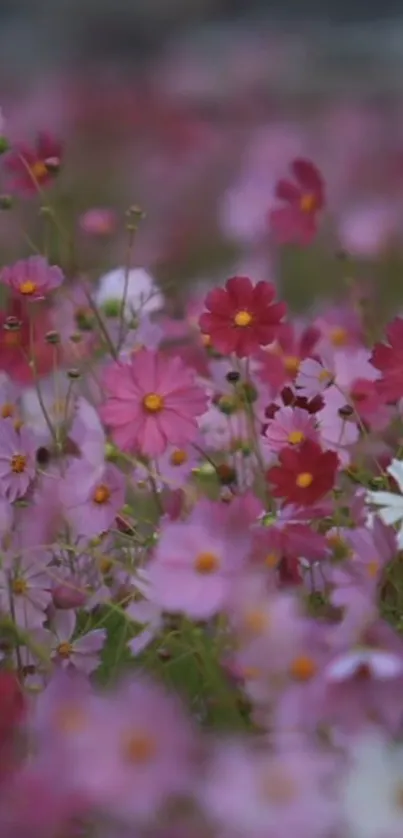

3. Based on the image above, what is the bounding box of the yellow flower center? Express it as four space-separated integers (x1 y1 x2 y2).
265 552 279 568
1 403 14 418
99 556 113 574
367 559 379 578
330 326 348 347
234 310 252 327
283 355 300 374
30 160 48 180
194 551 220 574
93 484 111 505
123 732 156 764
290 654 317 681
201 333 211 347
318 368 332 383
55 704 87 734
11 454 27 474
19 279 37 296
143 393 164 413
12 577 27 595
170 449 188 467
242 666 261 680
300 193 316 213
57 642 73 659
243 608 269 635
287 430 304 445
260 766 297 804
296 472 313 488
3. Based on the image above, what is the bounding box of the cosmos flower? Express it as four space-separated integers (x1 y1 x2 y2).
100 348 208 457
366 459 403 548
269 158 325 246
267 439 339 506
4 131 62 194
199 275 286 358
0 420 36 501
0 256 64 301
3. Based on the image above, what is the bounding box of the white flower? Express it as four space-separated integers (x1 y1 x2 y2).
341 731 403 838
366 459 403 548
95 267 164 320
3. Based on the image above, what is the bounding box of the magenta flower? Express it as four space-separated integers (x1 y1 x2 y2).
0 255 64 301
100 348 208 457
59 461 125 538
0 420 36 501
48 609 106 674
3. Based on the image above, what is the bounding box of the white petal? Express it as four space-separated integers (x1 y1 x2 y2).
366 491 403 508
387 460 403 492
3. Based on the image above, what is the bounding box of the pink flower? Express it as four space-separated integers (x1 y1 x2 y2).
317 385 359 465
59 461 125 538
295 357 334 398
100 348 208 457
200 739 337 838
0 420 36 501
61 676 195 823
0 551 51 628
262 406 319 453
145 499 251 619
269 158 325 246
371 317 403 404
0 255 64 300
48 609 106 674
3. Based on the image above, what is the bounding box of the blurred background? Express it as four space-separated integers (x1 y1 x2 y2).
0 1 403 320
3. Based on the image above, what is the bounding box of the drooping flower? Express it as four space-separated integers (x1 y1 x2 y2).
267 439 339 506
100 348 208 457
0 420 36 501
4 131 62 194
0 255 64 301
370 317 403 404
199 276 286 358
269 158 325 246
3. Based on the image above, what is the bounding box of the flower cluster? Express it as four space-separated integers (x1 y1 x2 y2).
1 96 403 838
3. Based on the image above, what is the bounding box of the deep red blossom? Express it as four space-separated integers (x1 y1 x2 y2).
267 439 339 506
269 158 325 246
4 132 62 195
370 317 403 404
199 276 286 358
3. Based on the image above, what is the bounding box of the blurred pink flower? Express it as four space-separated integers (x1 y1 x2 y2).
79 207 117 236
0 255 64 301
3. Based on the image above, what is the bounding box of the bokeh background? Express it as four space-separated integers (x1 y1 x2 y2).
1 1 403 323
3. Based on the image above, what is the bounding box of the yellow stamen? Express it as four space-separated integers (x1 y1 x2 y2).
124 732 156 764
170 449 188 466
287 430 304 445
296 472 313 488
11 454 26 474
290 654 317 681
19 280 37 296
12 577 27 595
57 642 73 659
330 326 348 347
143 393 164 413
1 403 14 418
93 484 111 505
300 193 316 213
194 551 219 574
30 160 48 180
283 355 300 374
234 310 252 327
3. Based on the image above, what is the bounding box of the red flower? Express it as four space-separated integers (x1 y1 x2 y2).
370 317 403 404
257 322 320 391
199 276 286 358
267 439 339 506
4 132 62 195
269 158 325 246
0 300 59 385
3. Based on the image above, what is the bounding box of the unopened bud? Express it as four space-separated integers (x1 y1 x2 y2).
45 330 60 345
4 316 21 331
0 194 13 210
44 156 61 174
67 368 81 380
